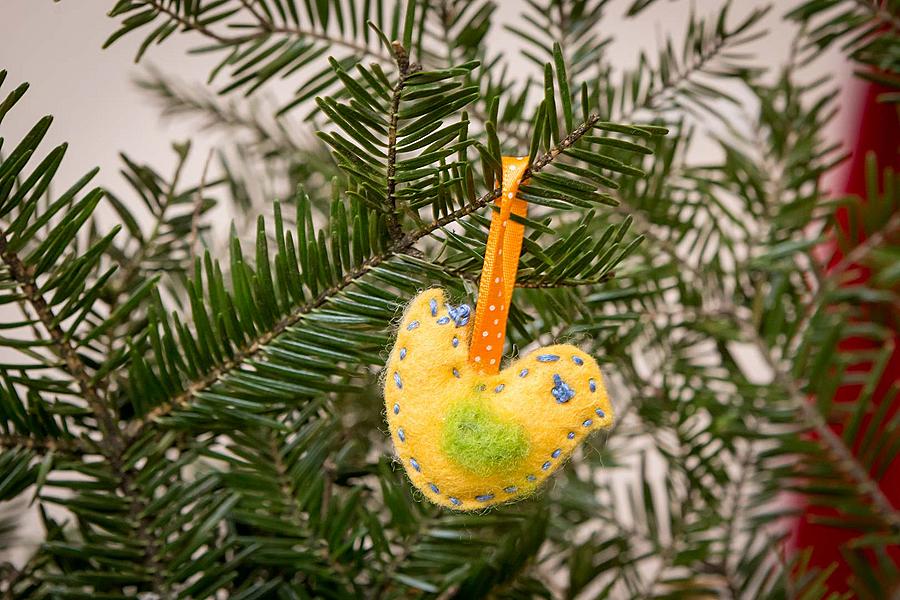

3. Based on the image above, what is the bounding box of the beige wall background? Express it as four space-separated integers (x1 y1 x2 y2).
0 0 857 566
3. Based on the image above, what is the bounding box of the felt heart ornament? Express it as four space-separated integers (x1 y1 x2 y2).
383 156 614 510
384 288 614 510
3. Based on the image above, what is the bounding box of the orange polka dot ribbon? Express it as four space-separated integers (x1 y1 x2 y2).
468 156 530 374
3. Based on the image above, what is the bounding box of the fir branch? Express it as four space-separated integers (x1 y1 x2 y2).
106 148 191 301
619 26 738 122
124 113 600 435
1 219 169 594
135 0 392 62
616 192 900 534
0 229 119 446
743 318 900 532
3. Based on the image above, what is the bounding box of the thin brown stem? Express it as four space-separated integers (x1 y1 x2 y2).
385 43 418 241
0 433 86 455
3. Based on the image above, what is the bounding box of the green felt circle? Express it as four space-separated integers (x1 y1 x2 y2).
442 400 529 476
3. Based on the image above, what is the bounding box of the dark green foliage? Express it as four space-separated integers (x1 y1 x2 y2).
1 1 899 597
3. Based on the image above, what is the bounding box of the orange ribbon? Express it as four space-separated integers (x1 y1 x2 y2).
468 156 530 373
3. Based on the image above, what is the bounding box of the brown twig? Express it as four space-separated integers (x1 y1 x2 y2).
0 433 87 455
385 42 420 241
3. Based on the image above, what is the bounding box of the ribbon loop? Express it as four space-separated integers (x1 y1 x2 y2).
468 156 530 373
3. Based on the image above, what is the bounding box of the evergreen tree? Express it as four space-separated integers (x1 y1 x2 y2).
1 0 898 597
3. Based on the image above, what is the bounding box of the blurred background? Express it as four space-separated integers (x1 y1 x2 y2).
0 0 886 594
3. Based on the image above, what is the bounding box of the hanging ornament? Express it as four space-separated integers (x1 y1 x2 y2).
384 156 614 510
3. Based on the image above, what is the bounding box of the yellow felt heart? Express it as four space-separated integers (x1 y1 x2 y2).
384 288 614 510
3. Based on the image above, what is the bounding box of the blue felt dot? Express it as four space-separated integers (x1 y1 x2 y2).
503 486 518 494
541 461 552 471
595 408 605 418
552 374 575 403
526 474 537 482
551 448 561 458
449 497 461 506
475 493 495 502
567 432 575 440
537 354 560 362
589 378 596 393
437 316 450 325
394 372 402 389
410 458 421 472
452 336 459 348
397 428 405 442
429 298 438 316
399 348 407 360
448 304 471 327
495 384 505 393
583 419 593 427
407 321 420 331
572 356 584 365
393 403 400 415
452 368 460 378
429 483 440 494
519 368 529 378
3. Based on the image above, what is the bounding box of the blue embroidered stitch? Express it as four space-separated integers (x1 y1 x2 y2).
407 321 420 331
429 298 437 316
519 368 529 378
437 316 450 325
475 493 495 502
504 486 518 493
567 432 575 439
429 483 440 494
449 497 461 506
589 378 596 393
452 336 459 347
583 419 593 427
452 368 460 378
447 303 471 327
410 457 421 471
495 384 505 393
537 354 560 362
393 403 400 415
551 448 561 458
552 374 575 403
526 474 537 481
572 356 584 365
398 428 405 442
541 461 552 470
394 372 403 389
595 408 605 418
399 348 407 360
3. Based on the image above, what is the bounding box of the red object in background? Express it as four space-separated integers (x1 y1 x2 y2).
791 82 900 593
